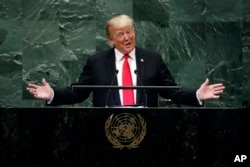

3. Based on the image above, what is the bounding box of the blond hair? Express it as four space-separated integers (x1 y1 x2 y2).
105 14 134 39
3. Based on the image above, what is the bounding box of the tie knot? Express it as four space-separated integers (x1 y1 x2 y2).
123 54 129 60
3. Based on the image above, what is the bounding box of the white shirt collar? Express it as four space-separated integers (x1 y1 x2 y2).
114 48 136 61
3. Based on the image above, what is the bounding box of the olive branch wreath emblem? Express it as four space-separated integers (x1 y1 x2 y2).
105 113 147 150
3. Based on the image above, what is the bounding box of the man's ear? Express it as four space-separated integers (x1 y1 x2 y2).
108 38 114 46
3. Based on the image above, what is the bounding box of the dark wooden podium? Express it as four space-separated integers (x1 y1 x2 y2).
0 107 249 167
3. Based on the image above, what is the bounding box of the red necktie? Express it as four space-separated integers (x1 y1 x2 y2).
122 54 135 105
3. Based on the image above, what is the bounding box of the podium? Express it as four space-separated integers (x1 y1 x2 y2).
0 107 249 167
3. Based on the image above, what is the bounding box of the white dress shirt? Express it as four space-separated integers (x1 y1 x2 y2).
114 48 137 105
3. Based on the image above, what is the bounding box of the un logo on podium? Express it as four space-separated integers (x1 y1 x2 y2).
105 113 147 149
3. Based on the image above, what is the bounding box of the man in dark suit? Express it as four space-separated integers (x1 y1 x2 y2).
26 14 225 107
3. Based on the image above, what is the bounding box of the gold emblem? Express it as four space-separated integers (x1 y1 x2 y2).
105 113 147 150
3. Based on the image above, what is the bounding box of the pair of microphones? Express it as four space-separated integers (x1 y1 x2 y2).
105 69 148 107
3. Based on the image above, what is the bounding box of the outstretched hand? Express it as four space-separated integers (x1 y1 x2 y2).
26 78 53 100
197 78 225 100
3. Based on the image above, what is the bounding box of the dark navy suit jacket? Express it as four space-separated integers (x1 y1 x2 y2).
49 47 201 107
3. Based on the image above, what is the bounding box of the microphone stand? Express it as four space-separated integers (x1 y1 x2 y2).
105 70 119 107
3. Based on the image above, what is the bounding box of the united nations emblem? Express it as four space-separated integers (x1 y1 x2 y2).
105 113 147 149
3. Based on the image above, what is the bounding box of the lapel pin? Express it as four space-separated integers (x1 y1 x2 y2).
140 58 144 62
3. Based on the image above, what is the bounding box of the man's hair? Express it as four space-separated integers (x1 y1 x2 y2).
105 14 134 39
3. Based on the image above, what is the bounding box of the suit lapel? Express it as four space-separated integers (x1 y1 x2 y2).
135 48 145 104
105 48 121 105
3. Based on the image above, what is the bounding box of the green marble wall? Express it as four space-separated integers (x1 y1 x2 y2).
0 0 249 108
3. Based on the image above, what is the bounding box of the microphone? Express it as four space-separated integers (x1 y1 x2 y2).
134 70 148 107
105 69 119 107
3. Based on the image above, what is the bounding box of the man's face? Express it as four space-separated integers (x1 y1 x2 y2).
109 26 136 54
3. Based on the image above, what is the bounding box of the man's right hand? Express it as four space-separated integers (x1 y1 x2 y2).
26 78 54 100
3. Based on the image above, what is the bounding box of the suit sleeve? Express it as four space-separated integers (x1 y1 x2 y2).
47 58 93 106
157 54 201 106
